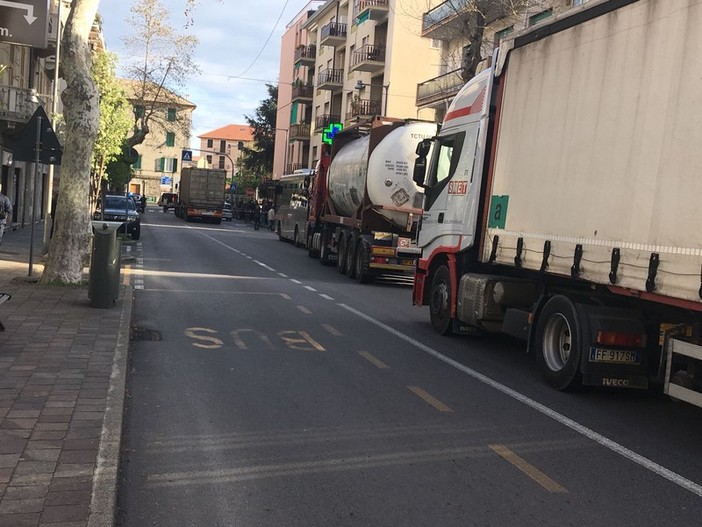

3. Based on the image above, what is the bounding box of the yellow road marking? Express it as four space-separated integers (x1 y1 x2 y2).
488 444 568 493
407 386 453 413
322 324 342 336
358 351 389 369
297 306 312 314
278 331 326 352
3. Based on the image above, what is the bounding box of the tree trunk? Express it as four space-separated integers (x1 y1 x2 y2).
41 0 101 284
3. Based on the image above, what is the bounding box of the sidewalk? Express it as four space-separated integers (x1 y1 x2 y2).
0 222 132 527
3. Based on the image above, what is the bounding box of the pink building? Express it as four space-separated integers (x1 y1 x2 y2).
197 124 254 181
273 1 324 180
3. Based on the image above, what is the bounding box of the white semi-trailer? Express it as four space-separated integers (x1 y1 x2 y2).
308 117 435 282
412 0 702 405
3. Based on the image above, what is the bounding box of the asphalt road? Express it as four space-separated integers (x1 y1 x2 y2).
116 207 702 526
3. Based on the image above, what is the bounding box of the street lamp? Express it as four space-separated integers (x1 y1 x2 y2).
354 80 390 117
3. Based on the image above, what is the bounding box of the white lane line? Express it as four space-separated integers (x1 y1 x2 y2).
319 294 334 301
290 279 302 285
338 303 702 498
278 273 288 278
304 286 317 292
297 305 312 314
254 260 276 272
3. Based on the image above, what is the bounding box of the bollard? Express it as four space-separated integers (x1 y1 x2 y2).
88 221 123 308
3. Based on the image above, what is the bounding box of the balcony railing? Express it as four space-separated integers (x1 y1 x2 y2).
416 68 465 107
350 44 385 72
294 45 316 65
320 22 347 46
291 83 314 102
289 123 311 141
0 86 38 124
350 98 381 118
422 0 508 40
317 68 343 91
286 163 309 174
354 0 389 23
315 113 342 131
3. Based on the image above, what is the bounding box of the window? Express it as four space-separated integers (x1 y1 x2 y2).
166 132 175 147
167 108 176 121
155 157 178 172
219 140 226 153
133 155 142 169
218 156 225 169
134 105 144 118
206 155 212 165
207 139 213 148
494 26 514 46
529 9 552 26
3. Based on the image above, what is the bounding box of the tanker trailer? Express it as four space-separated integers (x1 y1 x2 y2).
308 117 436 283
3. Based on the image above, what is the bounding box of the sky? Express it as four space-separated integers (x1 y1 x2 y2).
97 0 320 148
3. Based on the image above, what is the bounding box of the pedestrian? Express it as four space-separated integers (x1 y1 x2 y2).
140 195 147 212
267 204 276 231
0 185 12 248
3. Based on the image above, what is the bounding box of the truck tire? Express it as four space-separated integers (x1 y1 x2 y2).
534 295 583 390
353 238 372 284
430 265 453 335
319 227 334 266
307 231 319 258
337 233 348 274
346 232 359 279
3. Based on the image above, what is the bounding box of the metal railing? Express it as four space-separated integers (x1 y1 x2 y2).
350 98 381 117
351 44 385 68
315 114 342 130
416 68 465 106
291 83 315 100
317 68 344 86
0 86 38 123
294 45 317 63
289 123 311 140
321 22 347 40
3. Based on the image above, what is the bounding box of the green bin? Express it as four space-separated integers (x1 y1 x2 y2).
89 221 123 308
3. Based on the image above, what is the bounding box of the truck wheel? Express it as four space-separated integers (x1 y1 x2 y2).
307 232 319 258
319 227 334 266
354 239 371 283
337 233 348 274
346 232 359 279
534 295 583 390
430 265 453 335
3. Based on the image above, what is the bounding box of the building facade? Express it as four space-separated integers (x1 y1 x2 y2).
417 0 590 120
195 124 254 186
0 0 70 229
121 80 196 200
274 0 442 178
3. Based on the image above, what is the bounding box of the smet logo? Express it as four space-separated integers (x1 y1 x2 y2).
602 378 630 387
448 180 468 195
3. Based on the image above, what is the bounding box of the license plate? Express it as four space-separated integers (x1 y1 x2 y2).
589 347 641 365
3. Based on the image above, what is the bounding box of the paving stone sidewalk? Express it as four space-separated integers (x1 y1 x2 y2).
0 223 132 527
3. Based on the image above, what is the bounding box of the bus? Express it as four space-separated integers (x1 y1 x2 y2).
275 169 313 247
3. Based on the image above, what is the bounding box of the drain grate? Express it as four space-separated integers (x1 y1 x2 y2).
130 327 162 342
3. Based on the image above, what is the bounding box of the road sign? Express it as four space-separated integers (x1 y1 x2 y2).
160 176 172 186
0 0 50 48
11 105 62 165
181 149 193 162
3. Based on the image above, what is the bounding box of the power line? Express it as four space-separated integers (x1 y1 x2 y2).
230 0 292 80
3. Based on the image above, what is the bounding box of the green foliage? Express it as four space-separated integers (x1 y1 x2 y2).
239 84 277 180
91 51 132 195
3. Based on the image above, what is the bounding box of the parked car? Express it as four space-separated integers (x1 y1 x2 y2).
222 202 233 221
94 195 141 240
158 192 178 212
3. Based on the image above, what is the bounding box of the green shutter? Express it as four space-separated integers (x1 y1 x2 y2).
167 108 176 121
172 158 178 173
159 157 165 172
133 155 142 169
166 132 175 147
290 102 298 124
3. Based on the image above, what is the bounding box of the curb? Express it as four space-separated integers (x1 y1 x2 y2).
88 286 133 527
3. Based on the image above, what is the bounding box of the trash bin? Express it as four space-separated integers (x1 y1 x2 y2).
89 221 123 308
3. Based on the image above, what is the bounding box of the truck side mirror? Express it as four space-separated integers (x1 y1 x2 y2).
413 139 431 187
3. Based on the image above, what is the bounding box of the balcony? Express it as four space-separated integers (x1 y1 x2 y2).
289 123 311 141
286 163 309 174
350 44 385 73
354 0 389 24
291 83 314 103
422 0 508 40
315 113 342 132
0 86 37 125
294 45 316 66
317 69 343 91
416 68 465 108
320 22 347 47
348 98 381 120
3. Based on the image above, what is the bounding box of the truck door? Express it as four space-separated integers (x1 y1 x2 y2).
418 122 480 250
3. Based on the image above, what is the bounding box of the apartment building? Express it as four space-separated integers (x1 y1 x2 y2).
417 0 590 119
196 124 254 184
0 0 70 228
121 80 196 199
274 1 325 180
274 0 442 176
